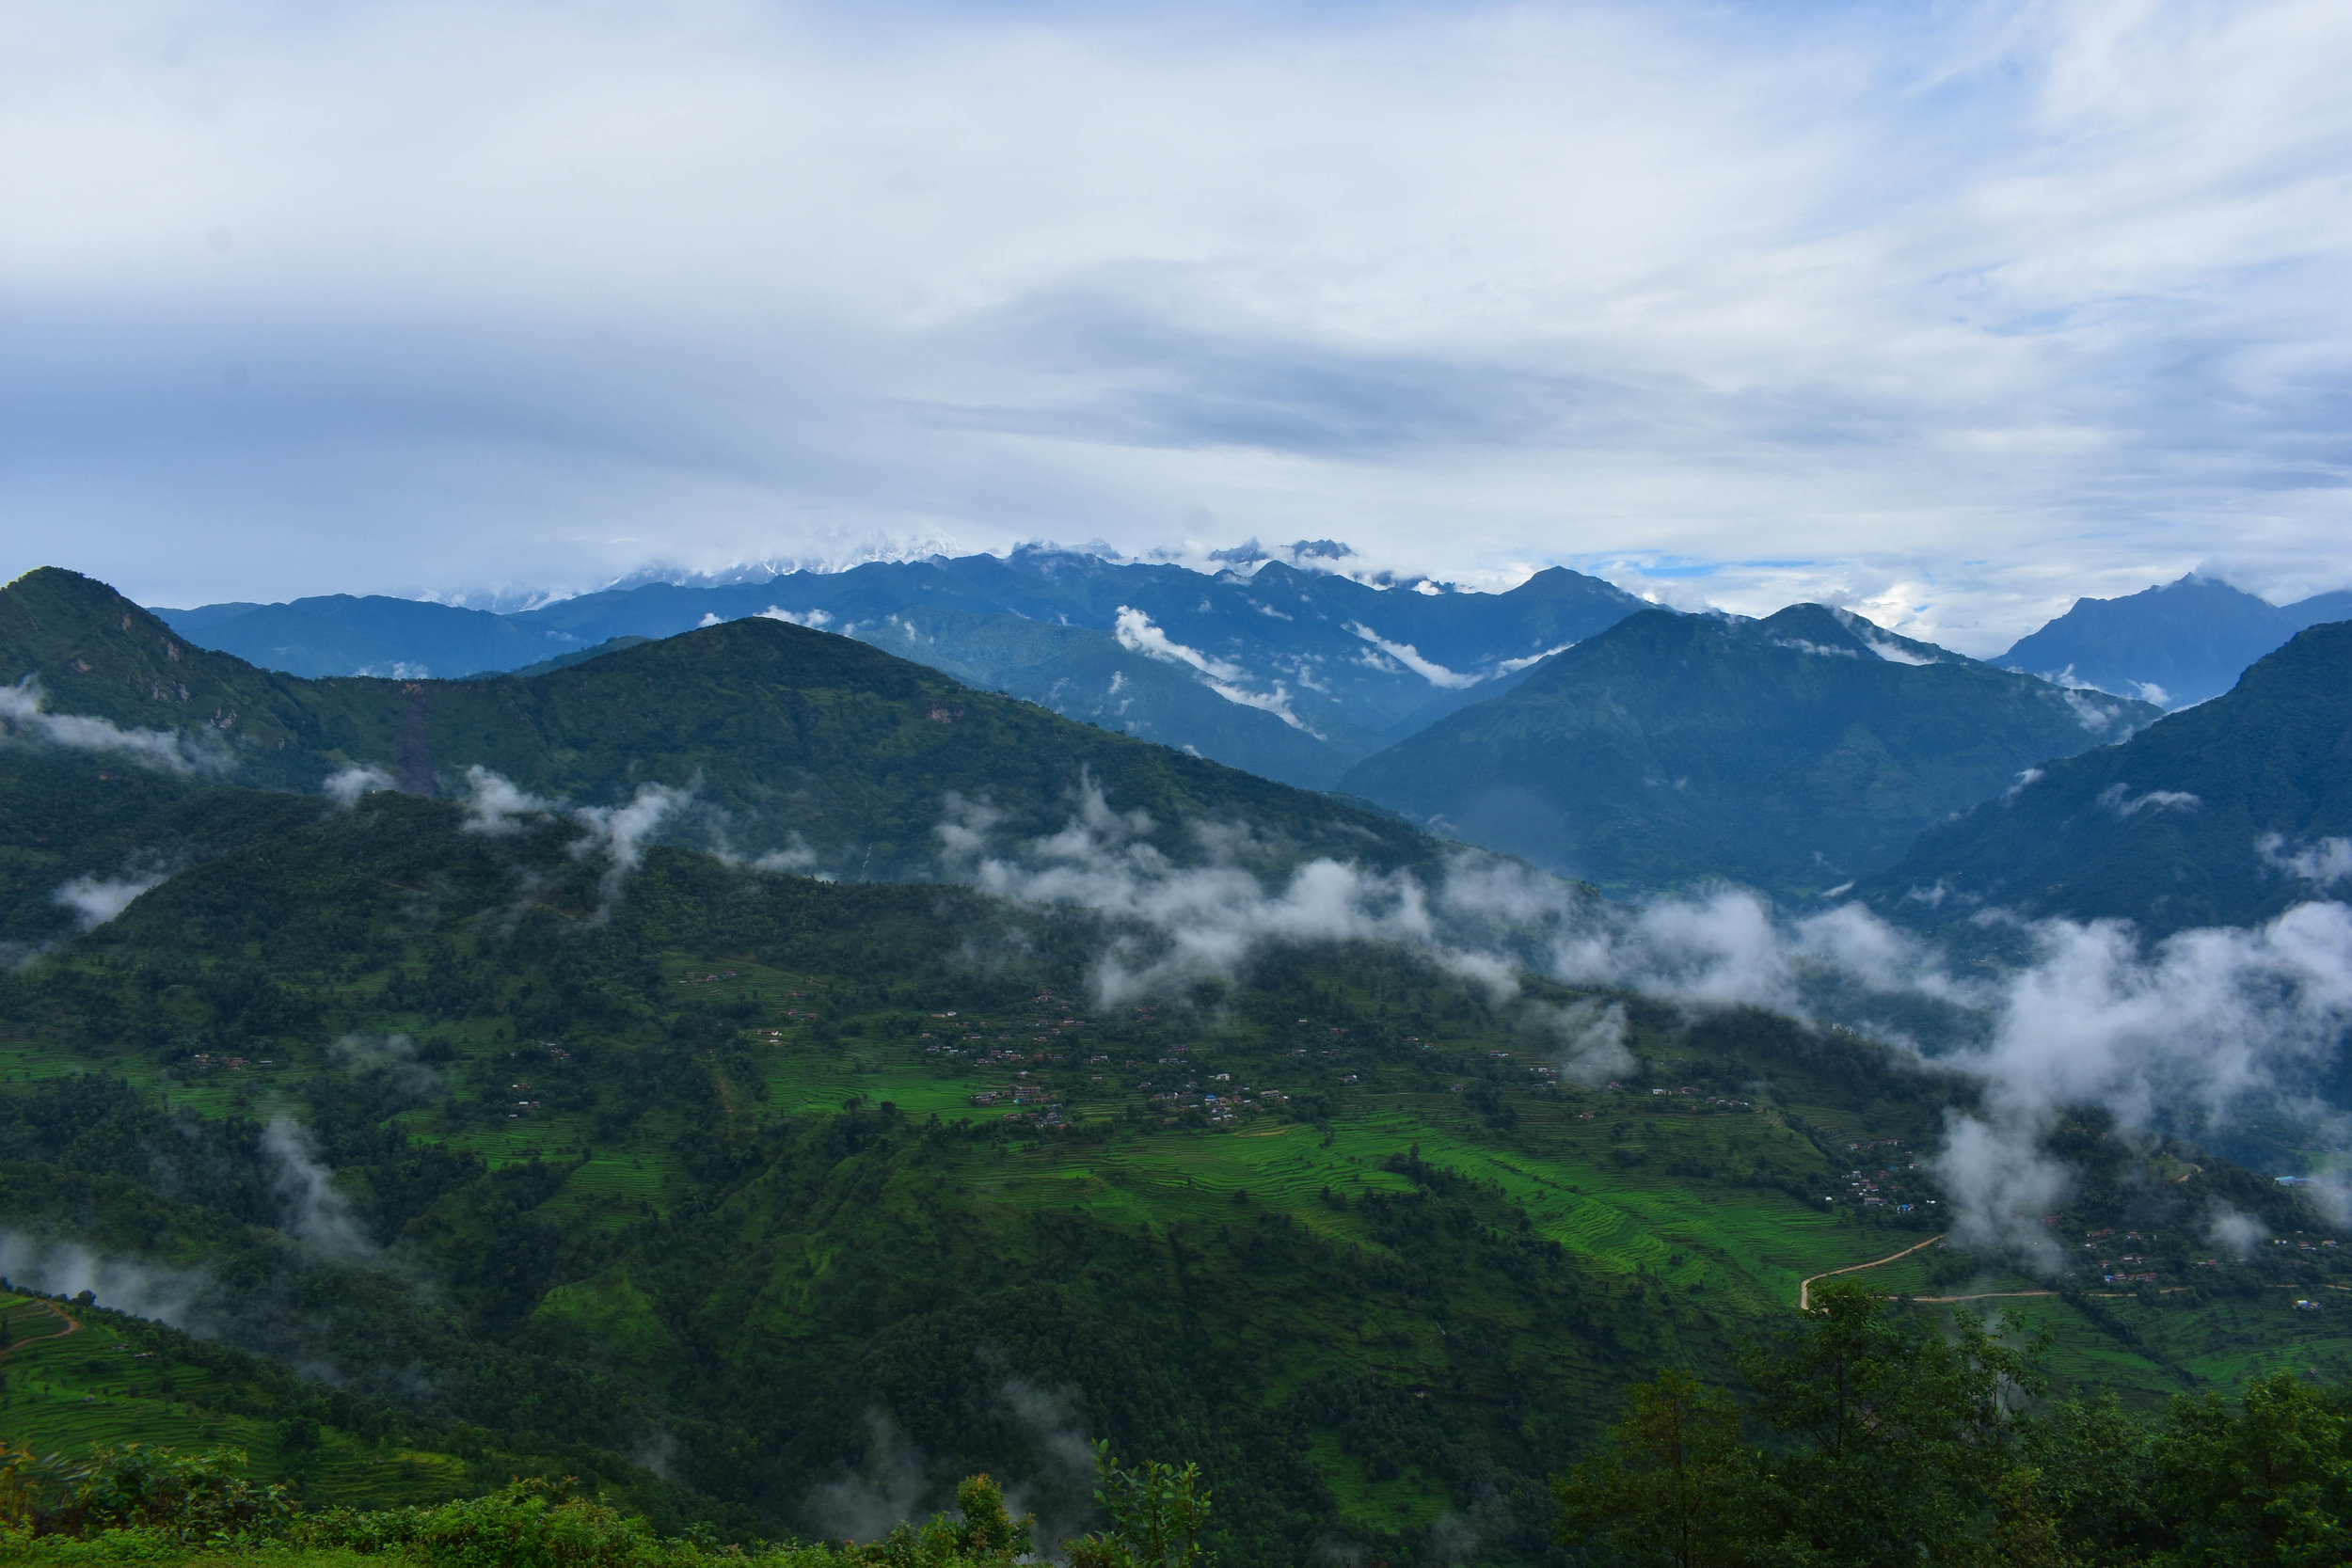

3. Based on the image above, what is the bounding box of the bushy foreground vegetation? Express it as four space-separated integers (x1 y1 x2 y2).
1557 1283 2350 1567
6 1291 2344 1568
0 1446 1210 1568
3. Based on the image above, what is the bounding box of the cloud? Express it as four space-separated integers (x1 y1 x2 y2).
571 783 692 902
1543 999 1635 1085
2096 783 2200 818
0 1231 210 1330
0 678 230 775
751 833 822 875
1931 903 2352 1258
2208 1208 2268 1257
10 3 2352 654
2259 832 2352 888
1113 606 1244 682
324 763 398 807
759 605 834 629
1112 607 1314 732
327 1031 439 1101
806 1413 934 1544
259 1117 377 1262
2064 691 2134 735
459 764 556 834
51 870 167 928
1343 624 1479 689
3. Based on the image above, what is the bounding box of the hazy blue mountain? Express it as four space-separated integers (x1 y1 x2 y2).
152 592 554 677
1341 605 2160 896
1997 574 2352 709
1869 620 2352 936
151 547 1653 789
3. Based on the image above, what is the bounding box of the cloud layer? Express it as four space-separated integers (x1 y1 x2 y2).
5 1 2348 647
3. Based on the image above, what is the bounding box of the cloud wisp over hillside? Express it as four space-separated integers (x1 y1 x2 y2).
922 775 2352 1265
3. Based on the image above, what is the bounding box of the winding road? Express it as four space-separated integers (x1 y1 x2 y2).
1798 1234 1946 1309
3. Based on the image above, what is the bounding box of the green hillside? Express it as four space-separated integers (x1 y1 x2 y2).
2 568 1425 878
0 792 2341 1565
1339 605 2159 896
1870 620 2352 936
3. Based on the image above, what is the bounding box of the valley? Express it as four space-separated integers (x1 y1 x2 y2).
3 562 2349 1564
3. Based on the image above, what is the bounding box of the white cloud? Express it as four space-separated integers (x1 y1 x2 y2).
51 870 167 928
2097 783 2201 818
1344 624 1479 689
1113 606 1245 683
459 763 554 834
2259 832 2352 887
570 782 692 902
759 605 833 628
458 764 691 901
260 1116 376 1262
0 678 230 775
324 763 397 806
1113 606 1315 731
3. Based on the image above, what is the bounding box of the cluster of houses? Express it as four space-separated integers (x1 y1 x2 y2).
970 1083 1059 1109
183 1053 271 1071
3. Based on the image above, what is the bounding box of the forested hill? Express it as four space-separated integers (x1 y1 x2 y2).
1339 604 2158 896
1869 618 2352 934
1 566 1430 879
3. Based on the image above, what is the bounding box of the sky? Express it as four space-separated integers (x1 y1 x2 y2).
5 0 2350 656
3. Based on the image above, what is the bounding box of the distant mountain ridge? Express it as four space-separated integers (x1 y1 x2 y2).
1341 604 2160 896
151 547 1653 789
1998 574 2352 709
1870 619 2352 936
3 566 1430 881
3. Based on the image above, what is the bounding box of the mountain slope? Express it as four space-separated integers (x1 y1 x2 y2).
5 566 1429 880
0 786 1961 1560
154 593 553 677
1340 606 2159 895
1999 574 2352 708
1869 620 2352 934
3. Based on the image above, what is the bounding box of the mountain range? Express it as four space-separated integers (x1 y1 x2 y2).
153 549 1652 791
1997 573 2352 709
2 560 2348 1563
1 567 1425 897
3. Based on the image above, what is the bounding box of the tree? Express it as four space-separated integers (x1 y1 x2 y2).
1551 1369 1755 1568
1740 1279 2041 1566
861 1473 1034 1568
2150 1371 2352 1568
1064 1441 1214 1568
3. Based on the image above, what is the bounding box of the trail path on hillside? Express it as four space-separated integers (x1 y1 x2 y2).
0 1297 81 1358
1799 1235 1945 1309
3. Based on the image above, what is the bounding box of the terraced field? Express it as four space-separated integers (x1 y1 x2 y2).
0 1291 471 1506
